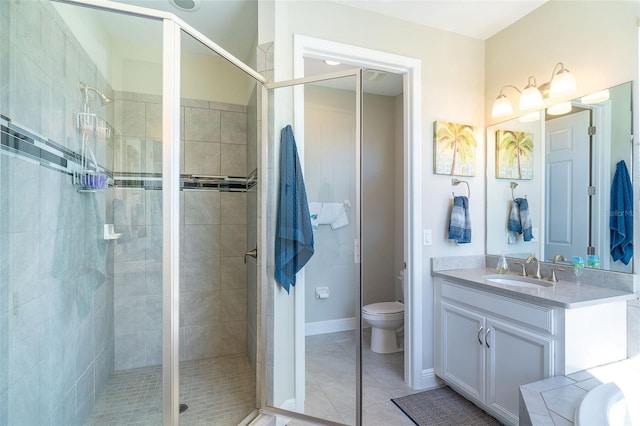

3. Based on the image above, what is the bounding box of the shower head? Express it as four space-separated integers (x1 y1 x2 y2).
79 82 113 106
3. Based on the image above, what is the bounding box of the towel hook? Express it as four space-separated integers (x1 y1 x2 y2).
510 182 518 200
510 181 527 200
451 178 470 200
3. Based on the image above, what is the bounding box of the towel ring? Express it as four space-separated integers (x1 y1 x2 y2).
451 178 470 200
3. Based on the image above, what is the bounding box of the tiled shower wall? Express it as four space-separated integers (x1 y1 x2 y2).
0 1 114 424
112 93 250 370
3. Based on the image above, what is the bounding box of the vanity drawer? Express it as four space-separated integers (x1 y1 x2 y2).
440 280 554 334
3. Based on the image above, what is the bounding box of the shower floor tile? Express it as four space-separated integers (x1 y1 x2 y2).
84 354 255 426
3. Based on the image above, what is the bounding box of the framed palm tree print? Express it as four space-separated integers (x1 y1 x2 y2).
496 129 533 179
433 121 477 176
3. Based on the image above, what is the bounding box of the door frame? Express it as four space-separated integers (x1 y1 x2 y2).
292 35 424 389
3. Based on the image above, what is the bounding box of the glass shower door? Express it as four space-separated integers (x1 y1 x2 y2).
176 30 259 426
265 70 363 425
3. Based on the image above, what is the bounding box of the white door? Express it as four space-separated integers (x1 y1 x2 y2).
439 302 486 404
545 110 591 261
485 319 552 425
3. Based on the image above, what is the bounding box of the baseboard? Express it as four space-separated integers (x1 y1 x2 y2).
413 368 444 390
305 317 356 336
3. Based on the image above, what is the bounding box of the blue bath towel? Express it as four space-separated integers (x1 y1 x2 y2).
508 198 533 242
610 160 633 265
275 125 314 293
448 196 471 244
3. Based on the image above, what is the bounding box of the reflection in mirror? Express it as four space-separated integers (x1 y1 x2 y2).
487 82 633 273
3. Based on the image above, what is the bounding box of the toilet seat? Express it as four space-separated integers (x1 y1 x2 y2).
362 301 404 316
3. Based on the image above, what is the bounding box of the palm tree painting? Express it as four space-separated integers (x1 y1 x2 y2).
434 121 477 176
496 130 533 179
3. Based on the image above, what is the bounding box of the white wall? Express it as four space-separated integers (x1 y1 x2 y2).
264 0 486 400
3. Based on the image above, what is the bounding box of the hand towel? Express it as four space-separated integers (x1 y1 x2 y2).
508 201 521 233
517 198 533 242
275 125 315 293
507 198 533 242
319 203 349 230
610 160 633 264
308 202 322 231
448 196 471 244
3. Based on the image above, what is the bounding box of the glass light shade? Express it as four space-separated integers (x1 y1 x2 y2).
549 69 576 98
492 95 513 118
547 102 572 116
519 86 543 110
581 89 610 104
518 112 540 123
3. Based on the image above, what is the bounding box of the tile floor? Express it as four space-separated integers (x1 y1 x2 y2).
83 354 255 426
84 331 422 426
295 330 418 425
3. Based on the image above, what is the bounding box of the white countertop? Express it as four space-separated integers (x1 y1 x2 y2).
432 268 637 308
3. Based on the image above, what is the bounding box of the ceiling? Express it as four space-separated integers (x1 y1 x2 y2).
106 0 548 62
332 0 548 40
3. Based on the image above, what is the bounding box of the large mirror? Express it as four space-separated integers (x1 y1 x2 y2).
487 81 633 273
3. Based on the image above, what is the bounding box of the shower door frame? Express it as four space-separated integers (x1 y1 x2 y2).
263 69 365 425
51 1 267 424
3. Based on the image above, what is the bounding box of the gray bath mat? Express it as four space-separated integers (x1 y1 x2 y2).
391 386 502 425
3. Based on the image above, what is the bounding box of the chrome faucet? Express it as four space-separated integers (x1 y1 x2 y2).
553 254 567 263
525 255 542 279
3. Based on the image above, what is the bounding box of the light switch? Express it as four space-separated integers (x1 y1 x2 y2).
424 229 432 246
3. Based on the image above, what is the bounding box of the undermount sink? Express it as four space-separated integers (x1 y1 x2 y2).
482 274 554 288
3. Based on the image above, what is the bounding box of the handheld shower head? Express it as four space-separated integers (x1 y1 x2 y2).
79 82 113 106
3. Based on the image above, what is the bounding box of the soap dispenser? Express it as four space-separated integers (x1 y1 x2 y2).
496 254 509 274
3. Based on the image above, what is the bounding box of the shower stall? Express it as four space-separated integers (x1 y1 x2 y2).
1 0 263 424
0 0 386 425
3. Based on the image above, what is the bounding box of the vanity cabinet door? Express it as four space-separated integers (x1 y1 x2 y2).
440 301 486 404
485 318 552 424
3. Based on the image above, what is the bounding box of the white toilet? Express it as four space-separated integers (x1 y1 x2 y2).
362 301 404 354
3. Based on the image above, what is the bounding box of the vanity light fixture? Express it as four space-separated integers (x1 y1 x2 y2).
324 60 341 66
491 62 576 118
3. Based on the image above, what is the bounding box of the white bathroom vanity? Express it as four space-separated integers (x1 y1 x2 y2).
433 268 635 426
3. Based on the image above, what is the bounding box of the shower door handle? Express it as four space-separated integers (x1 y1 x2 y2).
244 248 257 264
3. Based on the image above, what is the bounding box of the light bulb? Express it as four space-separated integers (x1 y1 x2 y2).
519 86 543 110
492 95 513 118
549 68 576 98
